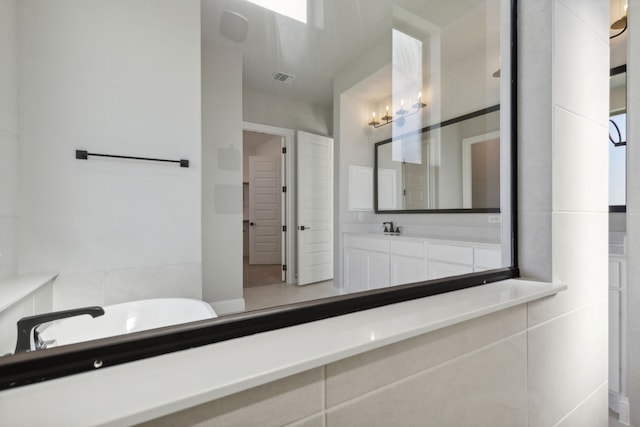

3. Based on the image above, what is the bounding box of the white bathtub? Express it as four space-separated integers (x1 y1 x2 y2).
39 298 217 348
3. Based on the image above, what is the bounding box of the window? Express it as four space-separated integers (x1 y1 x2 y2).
0 0 518 389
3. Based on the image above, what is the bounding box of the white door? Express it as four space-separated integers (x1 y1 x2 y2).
297 131 333 285
249 156 281 265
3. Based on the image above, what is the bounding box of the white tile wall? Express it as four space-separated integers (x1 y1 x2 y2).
326 334 528 427
528 212 608 326
552 2 609 124
17 0 202 307
52 271 105 311
103 263 201 305
552 108 608 213
0 0 18 281
554 382 609 427
527 300 608 426
627 2 640 424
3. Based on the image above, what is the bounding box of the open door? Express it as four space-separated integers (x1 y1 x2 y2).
296 131 333 285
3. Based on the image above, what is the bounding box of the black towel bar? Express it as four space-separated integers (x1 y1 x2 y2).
76 150 189 168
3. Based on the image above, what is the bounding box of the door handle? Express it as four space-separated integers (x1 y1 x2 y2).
250 222 255 226
299 225 311 230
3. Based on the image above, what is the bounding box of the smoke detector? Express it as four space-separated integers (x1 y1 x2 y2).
271 72 296 84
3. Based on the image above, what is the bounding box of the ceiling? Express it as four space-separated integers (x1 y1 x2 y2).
202 0 499 108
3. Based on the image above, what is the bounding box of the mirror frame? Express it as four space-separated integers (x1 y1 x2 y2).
610 64 627 213
374 104 502 214
0 0 519 390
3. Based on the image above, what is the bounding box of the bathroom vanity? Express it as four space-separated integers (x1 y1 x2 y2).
343 233 501 292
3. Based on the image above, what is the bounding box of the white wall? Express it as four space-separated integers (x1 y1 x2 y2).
202 40 244 312
519 0 609 423
18 0 202 308
626 1 640 424
244 87 332 137
0 0 18 280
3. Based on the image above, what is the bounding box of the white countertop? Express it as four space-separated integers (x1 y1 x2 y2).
0 278 565 427
0 272 58 312
343 232 500 246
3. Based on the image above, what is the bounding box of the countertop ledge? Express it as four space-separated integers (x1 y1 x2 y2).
0 272 59 312
0 278 566 427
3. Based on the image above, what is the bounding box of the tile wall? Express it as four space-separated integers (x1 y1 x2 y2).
16 0 202 308
0 0 18 280
626 0 640 424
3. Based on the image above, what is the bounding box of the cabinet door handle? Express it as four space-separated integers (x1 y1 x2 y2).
299 225 311 230
250 222 255 226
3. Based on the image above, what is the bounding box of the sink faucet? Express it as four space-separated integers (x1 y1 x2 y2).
14 306 105 354
383 221 394 233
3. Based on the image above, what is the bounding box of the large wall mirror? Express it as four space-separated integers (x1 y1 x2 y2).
375 106 501 212
610 65 626 211
0 0 516 389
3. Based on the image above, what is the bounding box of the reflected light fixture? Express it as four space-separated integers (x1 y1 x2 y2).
368 93 426 128
611 3 628 39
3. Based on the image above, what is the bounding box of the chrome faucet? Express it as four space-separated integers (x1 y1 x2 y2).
14 306 105 353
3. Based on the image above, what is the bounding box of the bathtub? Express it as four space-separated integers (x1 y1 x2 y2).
39 298 217 348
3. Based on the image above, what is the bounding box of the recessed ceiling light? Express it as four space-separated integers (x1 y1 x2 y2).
246 0 307 24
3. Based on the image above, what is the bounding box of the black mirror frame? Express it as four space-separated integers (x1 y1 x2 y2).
0 0 520 390
374 104 502 214
610 64 627 213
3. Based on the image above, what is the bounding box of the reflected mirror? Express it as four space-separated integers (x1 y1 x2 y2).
0 0 512 365
609 66 626 209
375 106 501 212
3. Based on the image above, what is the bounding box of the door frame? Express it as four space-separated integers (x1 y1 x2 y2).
462 130 501 209
243 122 296 284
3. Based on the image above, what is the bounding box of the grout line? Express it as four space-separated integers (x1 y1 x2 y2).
327 330 528 411
527 296 608 332
556 0 611 45
553 104 609 131
551 379 609 427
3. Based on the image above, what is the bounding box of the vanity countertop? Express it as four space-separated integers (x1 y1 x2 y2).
343 232 501 246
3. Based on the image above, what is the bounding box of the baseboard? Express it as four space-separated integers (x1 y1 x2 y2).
209 298 245 315
609 391 630 425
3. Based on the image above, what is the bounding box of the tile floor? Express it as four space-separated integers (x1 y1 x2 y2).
243 256 342 311
244 280 342 311
243 257 283 288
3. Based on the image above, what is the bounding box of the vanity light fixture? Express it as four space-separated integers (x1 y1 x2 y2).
611 3 628 39
368 93 426 128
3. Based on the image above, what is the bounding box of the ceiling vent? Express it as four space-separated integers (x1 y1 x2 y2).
272 72 296 84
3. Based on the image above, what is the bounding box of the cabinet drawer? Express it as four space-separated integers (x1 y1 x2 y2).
390 240 425 258
428 261 473 280
344 235 389 253
428 243 473 265
475 247 501 269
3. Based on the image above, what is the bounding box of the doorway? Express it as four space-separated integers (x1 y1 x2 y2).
243 129 285 287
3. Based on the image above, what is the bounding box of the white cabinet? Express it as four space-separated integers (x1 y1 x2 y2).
348 165 373 211
428 260 473 280
609 255 626 396
474 247 502 271
427 243 473 280
390 240 427 285
343 234 501 290
343 235 389 292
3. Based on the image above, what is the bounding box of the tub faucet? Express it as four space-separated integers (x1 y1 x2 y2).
14 306 105 354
